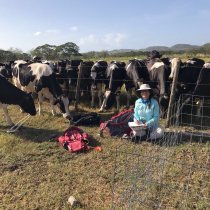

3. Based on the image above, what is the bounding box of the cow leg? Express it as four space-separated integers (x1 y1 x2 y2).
196 98 204 117
37 92 44 115
98 90 103 107
0 103 13 126
99 90 111 112
48 95 57 116
61 96 71 118
116 87 121 111
91 86 97 108
97 83 103 107
126 89 132 107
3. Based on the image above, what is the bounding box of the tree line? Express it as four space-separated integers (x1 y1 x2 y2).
1 42 210 62
0 42 81 62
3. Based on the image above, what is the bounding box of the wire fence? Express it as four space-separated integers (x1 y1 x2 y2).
56 76 210 86
111 94 210 209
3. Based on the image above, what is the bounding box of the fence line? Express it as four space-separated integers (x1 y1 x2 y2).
111 94 210 209
54 77 210 86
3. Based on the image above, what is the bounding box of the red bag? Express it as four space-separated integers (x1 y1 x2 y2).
99 109 134 137
58 126 90 153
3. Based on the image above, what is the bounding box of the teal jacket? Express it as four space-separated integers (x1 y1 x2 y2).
134 98 160 129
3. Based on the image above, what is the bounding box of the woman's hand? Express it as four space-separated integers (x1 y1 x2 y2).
143 123 147 128
142 120 147 128
134 120 140 125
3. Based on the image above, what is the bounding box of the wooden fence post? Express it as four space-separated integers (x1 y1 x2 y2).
74 61 83 111
165 58 180 128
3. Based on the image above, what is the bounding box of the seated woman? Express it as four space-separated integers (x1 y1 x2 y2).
128 84 164 140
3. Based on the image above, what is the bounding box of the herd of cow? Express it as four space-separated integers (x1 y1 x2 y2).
0 51 210 126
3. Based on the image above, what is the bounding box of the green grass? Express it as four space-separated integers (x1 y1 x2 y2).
84 54 210 63
1 102 210 209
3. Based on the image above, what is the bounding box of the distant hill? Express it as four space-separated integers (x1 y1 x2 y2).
170 44 200 51
143 46 170 51
83 42 210 55
201 43 210 49
109 49 137 55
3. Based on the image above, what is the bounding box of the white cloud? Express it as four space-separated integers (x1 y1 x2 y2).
103 33 126 46
33 31 41 36
79 34 99 46
78 33 126 51
70 26 78 31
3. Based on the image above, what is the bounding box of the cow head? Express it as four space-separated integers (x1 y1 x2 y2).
19 93 36 116
91 60 107 88
169 58 182 79
0 63 13 79
53 95 71 119
99 61 126 110
126 59 150 89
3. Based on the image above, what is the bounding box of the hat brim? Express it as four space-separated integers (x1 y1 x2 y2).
137 88 151 91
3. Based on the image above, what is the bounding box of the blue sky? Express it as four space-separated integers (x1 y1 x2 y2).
0 0 210 53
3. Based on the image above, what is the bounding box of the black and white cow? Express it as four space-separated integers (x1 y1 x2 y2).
125 59 151 107
0 62 13 79
12 61 70 118
125 58 168 116
194 62 210 95
90 60 108 107
99 61 127 111
0 74 36 125
167 57 206 121
169 57 205 96
192 62 210 116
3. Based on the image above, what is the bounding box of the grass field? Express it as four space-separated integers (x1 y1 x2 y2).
1 54 210 209
0 101 210 210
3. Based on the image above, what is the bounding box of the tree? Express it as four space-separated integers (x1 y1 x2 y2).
31 44 57 60
0 49 16 62
55 42 80 59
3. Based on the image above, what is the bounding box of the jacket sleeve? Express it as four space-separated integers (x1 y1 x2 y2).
146 100 159 128
134 101 140 122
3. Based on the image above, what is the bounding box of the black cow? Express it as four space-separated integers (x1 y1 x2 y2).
55 59 94 104
0 61 13 79
12 61 70 118
79 61 94 99
55 60 72 98
90 60 108 107
99 61 127 111
0 74 36 125
55 59 82 100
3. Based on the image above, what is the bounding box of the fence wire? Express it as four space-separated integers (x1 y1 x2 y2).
111 94 210 210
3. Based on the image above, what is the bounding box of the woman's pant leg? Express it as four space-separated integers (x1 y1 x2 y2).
149 127 164 140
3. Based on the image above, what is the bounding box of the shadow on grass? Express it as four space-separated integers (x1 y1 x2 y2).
2 125 102 149
127 130 210 148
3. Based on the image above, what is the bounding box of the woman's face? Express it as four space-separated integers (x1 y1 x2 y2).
140 90 150 100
